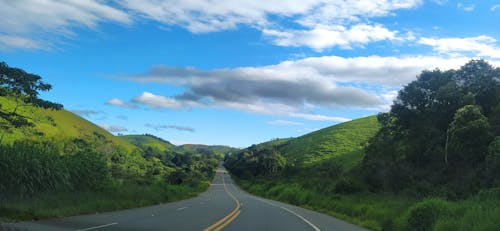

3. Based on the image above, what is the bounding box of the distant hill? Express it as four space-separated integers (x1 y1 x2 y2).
239 116 380 170
180 144 240 155
119 134 177 153
0 96 137 152
279 116 380 168
119 134 239 155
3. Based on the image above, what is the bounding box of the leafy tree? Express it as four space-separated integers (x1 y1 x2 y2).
449 105 493 167
0 62 62 142
362 60 500 196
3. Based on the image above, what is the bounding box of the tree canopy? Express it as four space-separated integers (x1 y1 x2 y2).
362 60 500 198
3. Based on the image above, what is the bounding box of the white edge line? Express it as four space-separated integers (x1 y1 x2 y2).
254 197 321 231
75 222 118 231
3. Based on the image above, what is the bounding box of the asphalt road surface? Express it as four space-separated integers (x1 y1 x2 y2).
1 166 367 231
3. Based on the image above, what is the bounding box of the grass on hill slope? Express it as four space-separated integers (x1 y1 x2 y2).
180 144 240 155
119 134 177 153
0 96 136 152
279 116 379 168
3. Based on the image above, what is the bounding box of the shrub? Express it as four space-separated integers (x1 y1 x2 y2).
405 198 451 231
334 177 362 194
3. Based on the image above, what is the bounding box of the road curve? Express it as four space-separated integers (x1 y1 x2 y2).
1 166 367 231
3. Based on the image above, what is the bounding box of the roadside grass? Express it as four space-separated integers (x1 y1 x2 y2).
236 178 411 230
0 181 209 221
236 178 500 231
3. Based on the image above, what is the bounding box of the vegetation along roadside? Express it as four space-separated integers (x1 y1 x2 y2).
225 60 500 231
0 62 227 221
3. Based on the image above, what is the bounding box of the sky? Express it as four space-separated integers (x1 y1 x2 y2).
1 0 500 147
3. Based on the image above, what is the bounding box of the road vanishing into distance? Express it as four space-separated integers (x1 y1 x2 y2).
2 166 367 231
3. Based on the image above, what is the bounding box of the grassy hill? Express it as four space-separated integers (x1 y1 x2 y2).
280 115 380 168
119 134 239 156
119 134 176 153
180 144 240 155
0 96 136 152
238 116 380 170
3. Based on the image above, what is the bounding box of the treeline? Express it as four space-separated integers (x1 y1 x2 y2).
362 60 500 199
0 134 219 200
225 143 286 177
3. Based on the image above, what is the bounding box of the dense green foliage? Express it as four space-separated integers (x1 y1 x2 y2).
362 60 500 198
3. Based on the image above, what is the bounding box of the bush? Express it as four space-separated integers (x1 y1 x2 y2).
405 198 451 231
334 177 362 194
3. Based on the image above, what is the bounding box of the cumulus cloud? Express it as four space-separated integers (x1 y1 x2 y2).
263 24 398 51
132 92 187 109
116 55 481 120
145 124 195 132
100 125 128 133
70 109 101 116
419 36 500 58
105 98 137 108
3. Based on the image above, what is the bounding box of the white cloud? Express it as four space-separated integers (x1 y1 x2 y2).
121 0 421 33
105 98 137 108
132 92 188 109
0 0 422 50
100 124 128 133
0 35 43 50
263 24 397 51
419 36 500 58
117 55 487 121
0 0 131 50
457 3 475 12
491 4 500 11
268 120 303 126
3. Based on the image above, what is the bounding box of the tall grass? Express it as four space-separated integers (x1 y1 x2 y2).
0 181 209 221
236 178 500 231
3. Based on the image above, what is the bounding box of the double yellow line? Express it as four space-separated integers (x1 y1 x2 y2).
203 173 241 231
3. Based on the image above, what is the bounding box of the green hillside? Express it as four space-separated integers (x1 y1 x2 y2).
119 134 176 153
180 144 240 155
280 116 380 168
0 96 136 152
225 115 380 177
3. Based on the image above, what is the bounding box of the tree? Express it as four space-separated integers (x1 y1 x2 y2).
0 62 62 142
449 105 493 167
362 60 500 196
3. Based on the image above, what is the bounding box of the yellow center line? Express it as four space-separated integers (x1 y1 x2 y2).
203 172 241 231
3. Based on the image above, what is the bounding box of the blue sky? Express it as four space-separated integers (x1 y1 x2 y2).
1 0 500 147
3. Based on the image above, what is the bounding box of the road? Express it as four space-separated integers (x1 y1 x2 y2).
1 166 367 231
